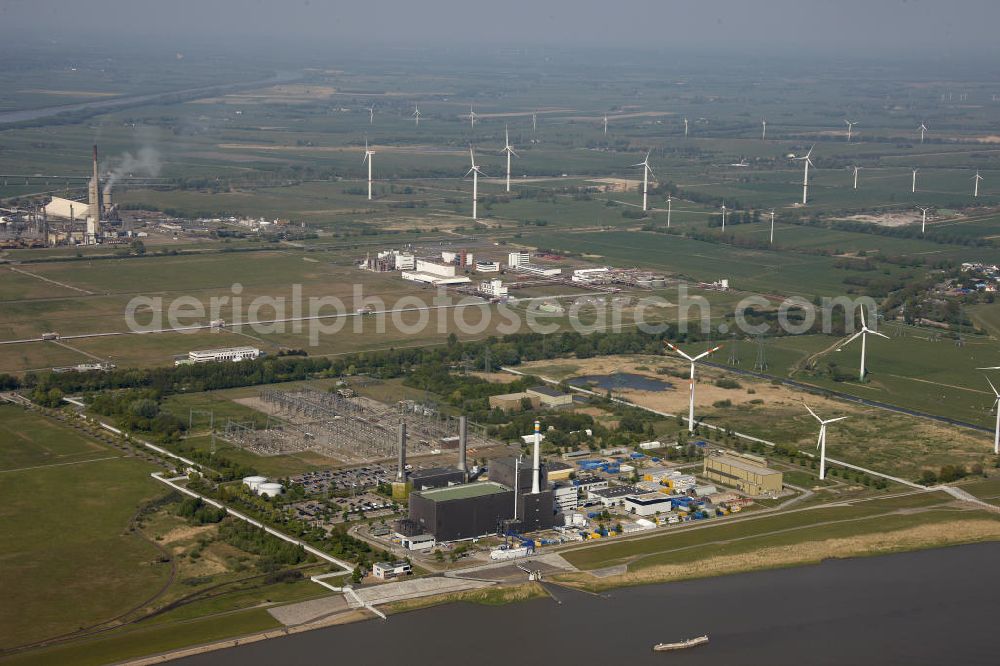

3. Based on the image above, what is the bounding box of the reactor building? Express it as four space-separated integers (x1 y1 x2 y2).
404 420 556 541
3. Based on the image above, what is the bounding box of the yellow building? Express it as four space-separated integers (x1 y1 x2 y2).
703 454 783 496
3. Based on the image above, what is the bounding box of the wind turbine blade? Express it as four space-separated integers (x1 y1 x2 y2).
803 403 821 422
977 366 1000 370
816 429 824 449
842 330 864 347
871 330 890 340
692 345 722 362
987 376 1000 397
664 341 695 362
824 416 850 424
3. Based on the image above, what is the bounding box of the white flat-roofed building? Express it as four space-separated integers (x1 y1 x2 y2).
508 251 530 268
624 493 675 517
475 260 500 273
372 561 413 580
479 279 508 298
415 259 457 277
572 267 610 283
181 346 261 365
394 253 415 270
515 263 562 277
401 271 471 286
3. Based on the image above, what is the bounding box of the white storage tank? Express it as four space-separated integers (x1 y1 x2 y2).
258 482 284 498
242 476 267 492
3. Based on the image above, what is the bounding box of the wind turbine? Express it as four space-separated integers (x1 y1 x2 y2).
666 194 672 228
603 114 608 136
632 150 654 212
911 168 919 193
917 206 931 234
769 209 775 244
804 404 848 480
845 119 857 143
794 145 815 205
919 122 928 144
362 138 375 201
465 147 486 220
976 374 1000 454
837 308 889 382
664 341 722 433
683 117 689 138
467 104 478 129
501 125 518 193
367 105 375 125
852 165 861 190
532 112 537 133
721 202 728 231
761 117 767 140
974 171 984 197
412 106 421 126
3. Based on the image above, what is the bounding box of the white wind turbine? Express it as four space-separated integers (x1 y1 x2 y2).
917 206 931 234
666 194 672 228
837 309 889 382
532 112 537 133
467 104 478 129
845 119 857 143
794 145 815 205
465 147 486 220
664 341 722 432
974 171 984 197
911 168 919 193
632 150 654 212
501 125 518 193
769 208 775 244
603 114 609 136
721 202 728 231
684 117 689 138
362 138 375 201
976 373 1000 454
412 106 421 126
919 122 928 144
804 404 848 480
852 165 862 190
368 105 375 125
761 117 767 140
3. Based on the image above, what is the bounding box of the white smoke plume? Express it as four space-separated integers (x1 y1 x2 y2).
103 146 162 196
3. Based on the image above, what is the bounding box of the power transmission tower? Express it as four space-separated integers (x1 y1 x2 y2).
727 335 741 365
753 335 768 372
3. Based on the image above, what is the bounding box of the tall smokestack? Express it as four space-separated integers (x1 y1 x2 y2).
458 416 468 476
531 420 541 494
397 421 407 481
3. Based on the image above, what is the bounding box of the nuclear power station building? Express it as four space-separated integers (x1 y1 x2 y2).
403 420 556 541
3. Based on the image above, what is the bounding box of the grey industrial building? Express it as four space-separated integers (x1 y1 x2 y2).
408 482 515 541
409 467 466 490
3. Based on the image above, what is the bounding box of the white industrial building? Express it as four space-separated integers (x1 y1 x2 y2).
178 346 261 365
44 196 89 221
372 561 413 580
553 484 579 514
623 493 676 517
572 267 610 283
475 260 500 273
515 263 562 277
508 251 530 268
258 482 284 498
478 279 508 298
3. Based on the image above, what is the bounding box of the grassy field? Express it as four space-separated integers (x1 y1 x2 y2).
0 404 113 470
0 409 170 650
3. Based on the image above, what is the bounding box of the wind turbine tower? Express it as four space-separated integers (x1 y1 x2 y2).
794 146 815 205
761 117 767 140
919 123 928 144
912 169 919 193
837 309 889 382
368 106 375 125
603 114 608 136
362 138 375 201
721 202 727 231
845 120 857 143
974 171 984 197
465 147 485 220
805 405 848 480
917 206 931 234
976 374 1000 454
684 117 689 138
412 106 421 126
665 342 722 432
467 104 478 129
769 209 775 244
501 125 518 193
632 150 654 212
666 195 672 228
852 166 861 190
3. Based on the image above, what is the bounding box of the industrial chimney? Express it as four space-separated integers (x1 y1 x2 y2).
531 420 541 494
457 416 468 477
397 421 407 481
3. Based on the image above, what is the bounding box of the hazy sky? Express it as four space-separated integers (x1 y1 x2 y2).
2 0 997 60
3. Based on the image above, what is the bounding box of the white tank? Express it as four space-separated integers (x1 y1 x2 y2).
258 482 284 497
242 476 268 492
